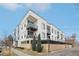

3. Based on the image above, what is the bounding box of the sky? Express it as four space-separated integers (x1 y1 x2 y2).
0 3 79 41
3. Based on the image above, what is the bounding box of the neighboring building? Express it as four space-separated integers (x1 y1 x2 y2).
65 34 77 48
13 10 66 52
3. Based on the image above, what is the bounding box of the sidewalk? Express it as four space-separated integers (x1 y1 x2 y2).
11 48 30 56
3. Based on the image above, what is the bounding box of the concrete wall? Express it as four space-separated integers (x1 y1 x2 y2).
20 44 31 50
49 44 66 51
42 44 66 52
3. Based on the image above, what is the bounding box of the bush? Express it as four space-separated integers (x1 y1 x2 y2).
36 34 42 52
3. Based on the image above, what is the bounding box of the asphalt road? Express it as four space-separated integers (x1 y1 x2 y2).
48 46 79 56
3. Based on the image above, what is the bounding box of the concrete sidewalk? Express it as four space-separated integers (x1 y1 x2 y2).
11 48 30 56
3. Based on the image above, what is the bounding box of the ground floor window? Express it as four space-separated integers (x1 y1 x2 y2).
21 41 27 44
42 32 45 39
21 40 30 44
27 41 29 43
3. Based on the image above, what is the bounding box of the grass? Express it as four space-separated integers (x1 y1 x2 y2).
16 48 48 56
2 48 16 56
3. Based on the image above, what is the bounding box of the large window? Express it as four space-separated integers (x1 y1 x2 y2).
52 36 53 40
21 35 23 39
55 37 57 40
28 20 34 24
24 24 26 27
55 30 57 34
24 34 26 38
27 41 29 44
57 31 59 39
21 41 27 44
42 32 45 39
61 34 63 39
21 25 23 30
42 23 45 30
52 28 53 33
27 31 33 38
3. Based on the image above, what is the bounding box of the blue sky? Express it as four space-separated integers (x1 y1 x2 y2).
0 3 79 41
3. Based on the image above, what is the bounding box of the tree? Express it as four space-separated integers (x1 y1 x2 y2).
8 35 13 46
3 35 13 55
4 38 12 55
36 34 42 52
31 35 37 51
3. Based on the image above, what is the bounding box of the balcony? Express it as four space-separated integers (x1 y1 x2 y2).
27 23 38 31
27 35 33 38
47 30 51 35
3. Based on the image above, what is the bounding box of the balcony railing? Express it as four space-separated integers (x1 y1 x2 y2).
27 23 38 30
27 35 33 38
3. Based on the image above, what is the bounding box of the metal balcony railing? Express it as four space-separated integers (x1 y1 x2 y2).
27 35 33 38
27 23 38 30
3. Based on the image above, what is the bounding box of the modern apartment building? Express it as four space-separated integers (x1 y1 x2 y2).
13 10 66 52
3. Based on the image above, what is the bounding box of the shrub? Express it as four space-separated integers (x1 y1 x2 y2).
31 35 37 51
36 34 42 52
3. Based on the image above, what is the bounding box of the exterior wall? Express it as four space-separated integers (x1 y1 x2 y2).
65 44 72 48
42 44 66 52
49 44 66 51
20 44 31 50
42 44 49 52
42 44 72 52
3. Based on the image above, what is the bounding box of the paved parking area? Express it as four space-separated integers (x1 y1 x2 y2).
48 46 79 56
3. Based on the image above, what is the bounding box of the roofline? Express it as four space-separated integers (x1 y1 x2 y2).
29 9 64 33
13 9 64 34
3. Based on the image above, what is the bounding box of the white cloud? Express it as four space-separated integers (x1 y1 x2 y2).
0 3 51 11
0 3 22 11
24 3 51 11
35 3 50 11
24 3 33 8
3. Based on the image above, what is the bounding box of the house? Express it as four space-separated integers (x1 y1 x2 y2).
12 10 67 52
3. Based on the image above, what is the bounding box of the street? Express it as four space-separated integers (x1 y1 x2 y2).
48 46 79 56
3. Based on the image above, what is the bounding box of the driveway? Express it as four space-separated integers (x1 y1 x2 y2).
11 48 30 56
48 46 79 56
